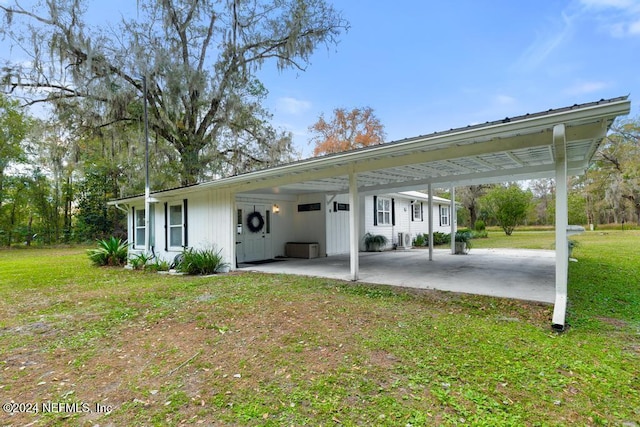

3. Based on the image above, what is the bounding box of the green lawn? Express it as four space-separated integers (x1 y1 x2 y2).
0 232 638 426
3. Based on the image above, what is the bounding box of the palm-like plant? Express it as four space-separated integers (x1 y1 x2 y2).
87 237 129 266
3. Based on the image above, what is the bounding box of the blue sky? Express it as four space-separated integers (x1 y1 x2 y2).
256 0 640 157
2 0 639 158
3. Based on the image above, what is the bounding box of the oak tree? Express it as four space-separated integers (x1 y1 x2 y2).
592 118 640 224
0 0 348 185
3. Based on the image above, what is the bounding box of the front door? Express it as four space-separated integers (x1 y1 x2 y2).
236 204 271 263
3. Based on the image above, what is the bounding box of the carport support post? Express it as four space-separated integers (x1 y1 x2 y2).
552 124 569 331
428 183 433 261
450 186 456 255
349 171 359 281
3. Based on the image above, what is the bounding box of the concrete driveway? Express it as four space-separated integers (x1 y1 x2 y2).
239 248 556 303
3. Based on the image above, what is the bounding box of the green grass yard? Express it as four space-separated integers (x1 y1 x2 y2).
0 231 638 426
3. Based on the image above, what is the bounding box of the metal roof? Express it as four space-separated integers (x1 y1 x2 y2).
110 96 631 204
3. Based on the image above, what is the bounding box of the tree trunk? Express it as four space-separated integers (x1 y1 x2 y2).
469 205 477 228
8 196 16 247
26 216 33 246
180 145 203 186
0 168 4 211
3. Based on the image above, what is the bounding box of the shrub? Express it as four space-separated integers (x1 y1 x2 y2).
87 237 128 267
413 233 426 247
474 220 486 231
432 232 450 245
146 259 170 272
129 252 153 270
177 247 229 275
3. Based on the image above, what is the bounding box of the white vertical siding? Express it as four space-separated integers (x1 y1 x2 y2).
293 194 327 256
208 189 235 266
325 194 350 255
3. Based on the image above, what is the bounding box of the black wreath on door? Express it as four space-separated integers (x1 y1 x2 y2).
246 211 265 233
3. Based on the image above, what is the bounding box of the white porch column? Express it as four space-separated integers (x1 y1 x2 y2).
349 171 359 281
428 183 434 261
552 124 569 331
450 186 456 255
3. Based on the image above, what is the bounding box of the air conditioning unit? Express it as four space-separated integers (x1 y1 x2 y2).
397 232 412 249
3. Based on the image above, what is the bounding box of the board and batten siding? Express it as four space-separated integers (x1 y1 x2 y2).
293 194 327 256
325 194 350 255
208 189 235 267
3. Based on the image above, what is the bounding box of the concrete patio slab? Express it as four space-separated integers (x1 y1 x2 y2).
239 248 556 303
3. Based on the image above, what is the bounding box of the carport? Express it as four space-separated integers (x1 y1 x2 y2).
230 96 630 331
116 96 631 331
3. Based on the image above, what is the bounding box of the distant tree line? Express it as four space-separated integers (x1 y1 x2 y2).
453 118 640 233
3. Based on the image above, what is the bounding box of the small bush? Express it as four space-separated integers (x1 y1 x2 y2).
87 237 128 267
432 232 450 245
177 247 229 275
413 233 427 247
146 259 170 272
474 220 486 231
129 252 153 270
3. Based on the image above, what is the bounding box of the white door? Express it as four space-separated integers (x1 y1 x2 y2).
237 204 271 262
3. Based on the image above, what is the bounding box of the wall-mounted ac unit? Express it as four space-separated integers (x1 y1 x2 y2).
398 232 412 249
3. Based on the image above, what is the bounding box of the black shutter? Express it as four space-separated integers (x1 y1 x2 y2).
373 196 378 226
164 202 168 251
411 203 414 221
421 202 424 222
391 198 396 226
333 201 337 213
439 205 442 226
131 207 135 246
183 199 188 247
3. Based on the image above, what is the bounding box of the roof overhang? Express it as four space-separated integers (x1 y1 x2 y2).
109 96 631 205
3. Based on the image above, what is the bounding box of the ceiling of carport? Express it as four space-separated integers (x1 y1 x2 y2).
239 97 628 197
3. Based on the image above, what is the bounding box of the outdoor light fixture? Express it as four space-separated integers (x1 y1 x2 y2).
273 204 280 214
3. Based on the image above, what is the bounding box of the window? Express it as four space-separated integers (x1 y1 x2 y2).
377 197 391 225
440 206 450 226
169 203 184 248
135 208 145 248
413 203 422 221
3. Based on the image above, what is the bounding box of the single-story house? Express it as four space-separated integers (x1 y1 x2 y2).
110 96 631 331
125 190 453 264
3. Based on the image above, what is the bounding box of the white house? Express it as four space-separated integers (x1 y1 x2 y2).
124 190 453 265
110 96 631 331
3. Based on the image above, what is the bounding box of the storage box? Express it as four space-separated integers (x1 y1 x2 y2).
285 242 319 259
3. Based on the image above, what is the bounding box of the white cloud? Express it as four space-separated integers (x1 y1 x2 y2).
629 19 640 34
276 97 312 115
564 80 609 95
579 0 640 37
512 12 575 71
580 0 636 9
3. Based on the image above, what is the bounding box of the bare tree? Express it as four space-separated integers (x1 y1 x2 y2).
0 0 348 185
